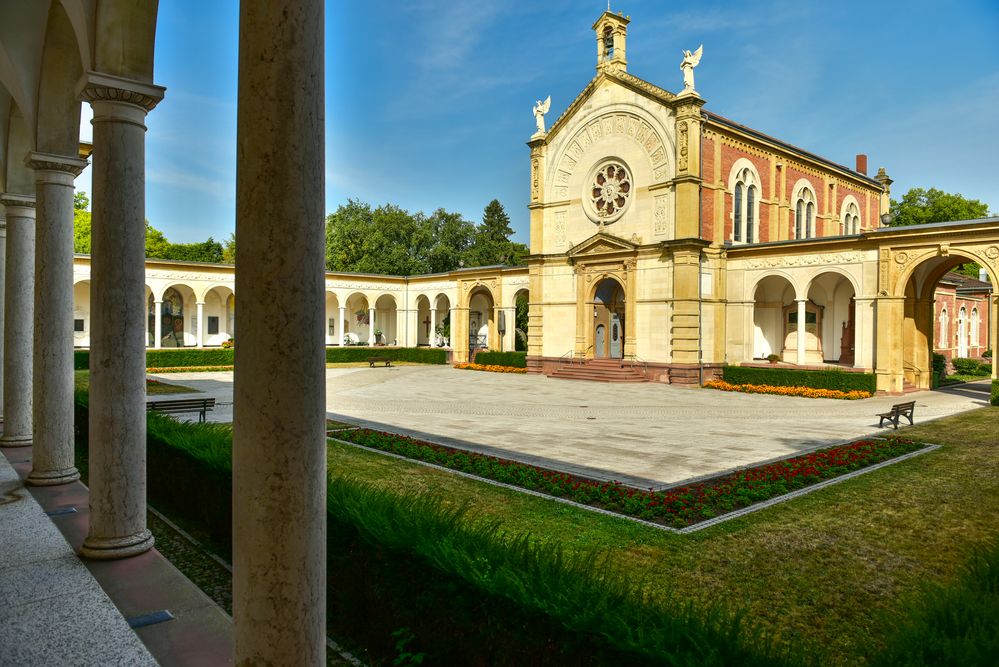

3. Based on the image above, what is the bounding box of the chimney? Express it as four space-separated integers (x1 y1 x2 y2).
855 154 868 175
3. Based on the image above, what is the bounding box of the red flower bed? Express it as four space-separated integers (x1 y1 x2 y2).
332 428 924 528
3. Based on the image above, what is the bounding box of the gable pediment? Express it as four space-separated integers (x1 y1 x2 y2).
567 232 638 260
546 71 676 141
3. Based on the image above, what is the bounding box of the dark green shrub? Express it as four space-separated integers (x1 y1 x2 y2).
325 347 447 364
722 366 876 393
147 348 235 368
992 380 999 407
931 353 947 388
952 357 987 376
473 351 527 368
873 539 999 666
979 362 993 376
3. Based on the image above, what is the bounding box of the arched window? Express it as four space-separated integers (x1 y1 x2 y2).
792 182 817 239
728 161 761 244
971 307 980 346
603 27 614 60
841 199 861 235
939 308 949 347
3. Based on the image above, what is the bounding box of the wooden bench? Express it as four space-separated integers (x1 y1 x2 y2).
146 398 216 423
877 401 915 429
367 356 392 368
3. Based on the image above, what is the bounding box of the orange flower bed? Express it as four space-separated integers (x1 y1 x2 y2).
704 379 872 400
454 362 527 374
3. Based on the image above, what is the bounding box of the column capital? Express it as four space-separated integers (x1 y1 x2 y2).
0 193 37 216
76 71 166 112
26 151 90 177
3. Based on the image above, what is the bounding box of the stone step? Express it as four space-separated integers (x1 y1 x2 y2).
550 362 648 383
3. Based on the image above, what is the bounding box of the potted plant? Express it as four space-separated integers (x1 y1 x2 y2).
374 328 383 345
766 353 781 365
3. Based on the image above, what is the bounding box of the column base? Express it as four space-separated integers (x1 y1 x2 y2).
0 434 33 447
80 529 155 560
26 466 81 487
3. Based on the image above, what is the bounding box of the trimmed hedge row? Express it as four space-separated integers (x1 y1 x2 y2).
473 351 527 368
952 357 992 376
73 346 447 371
71 392 794 666
992 380 999 407
722 365 877 393
325 346 447 365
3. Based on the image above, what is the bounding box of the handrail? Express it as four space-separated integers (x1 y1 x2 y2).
577 345 594 365
557 350 574 371
622 353 649 377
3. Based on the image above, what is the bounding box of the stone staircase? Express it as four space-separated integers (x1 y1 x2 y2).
549 358 648 383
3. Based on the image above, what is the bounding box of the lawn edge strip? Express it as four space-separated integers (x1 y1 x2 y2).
329 434 940 534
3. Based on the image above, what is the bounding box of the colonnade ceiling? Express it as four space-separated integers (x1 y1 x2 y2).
0 1 159 194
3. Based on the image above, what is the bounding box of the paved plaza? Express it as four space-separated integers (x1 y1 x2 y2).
150 367 993 488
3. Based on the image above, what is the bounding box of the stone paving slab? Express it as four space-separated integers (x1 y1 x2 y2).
0 449 158 667
151 367 993 487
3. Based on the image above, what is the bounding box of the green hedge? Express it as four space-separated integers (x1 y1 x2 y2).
473 351 527 368
325 347 447 365
72 393 793 666
992 380 999 407
952 357 991 376
722 366 877 393
74 346 446 371
931 353 947 388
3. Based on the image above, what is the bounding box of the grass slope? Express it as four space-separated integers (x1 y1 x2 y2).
327 409 999 664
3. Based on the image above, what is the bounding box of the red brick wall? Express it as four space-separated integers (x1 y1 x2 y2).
933 285 992 361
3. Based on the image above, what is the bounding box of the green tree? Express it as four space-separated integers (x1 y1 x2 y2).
221 232 236 264
468 199 528 267
73 191 92 254
144 222 171 258
425 208 476 273
889 188 992 278
325 201 434 276
160 237 225 263
889 188 990 227
325 199 374 272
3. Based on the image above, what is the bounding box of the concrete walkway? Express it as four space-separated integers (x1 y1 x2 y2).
150 367 993 488
0 449 157 666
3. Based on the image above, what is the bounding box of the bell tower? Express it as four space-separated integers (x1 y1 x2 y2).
593 10 629 73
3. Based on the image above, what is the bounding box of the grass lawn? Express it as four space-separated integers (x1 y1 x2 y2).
74 370 199 395
941 372 991 385
327 407 999 664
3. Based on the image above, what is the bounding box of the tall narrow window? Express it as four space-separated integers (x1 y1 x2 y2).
793 183 816 239
747 185 756 242
734 183 743 242
841 200 861 235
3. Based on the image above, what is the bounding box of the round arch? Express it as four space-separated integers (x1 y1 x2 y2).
374 293 398 345
589 277 625 359
467 285 496 352
751 274 797 361
805 271 859 365
72 279 91 347
342 292 370 346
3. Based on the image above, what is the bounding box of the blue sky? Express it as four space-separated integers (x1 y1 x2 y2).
76 0 999 244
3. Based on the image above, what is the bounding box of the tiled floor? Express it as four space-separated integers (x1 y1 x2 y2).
151 367 994 488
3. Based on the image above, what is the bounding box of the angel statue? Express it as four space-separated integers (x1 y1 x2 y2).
679 45 703 93
533 95 551 134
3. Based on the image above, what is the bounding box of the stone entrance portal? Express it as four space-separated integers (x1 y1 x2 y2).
593 278 625 359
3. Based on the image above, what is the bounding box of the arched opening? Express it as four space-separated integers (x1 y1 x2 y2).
203 286 235 346
343 293 369 346
893 252 997 389
468 287 495 351
433 294 451 348
752 275 795 360
156 285 197 347
73 280 91 347
415 295 432 346
591 278 625 359
374 294 398 345
513 289 529 352
324 292 339 346
805 272 858 366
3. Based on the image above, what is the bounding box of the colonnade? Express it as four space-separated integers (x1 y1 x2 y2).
0 0 326 663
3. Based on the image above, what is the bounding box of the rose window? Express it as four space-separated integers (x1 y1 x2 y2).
588 162 632 223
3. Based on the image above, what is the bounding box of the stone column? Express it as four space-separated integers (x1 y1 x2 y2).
338 305 346 345
77 73 164 560
0 194 36 447
430 307 437 347
0 211 6 422
795 298 807 366
233 0 326 664
27 154 88 485
449 307 457 347
196 301 205 348
153 300 163 348
368 307 376 345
